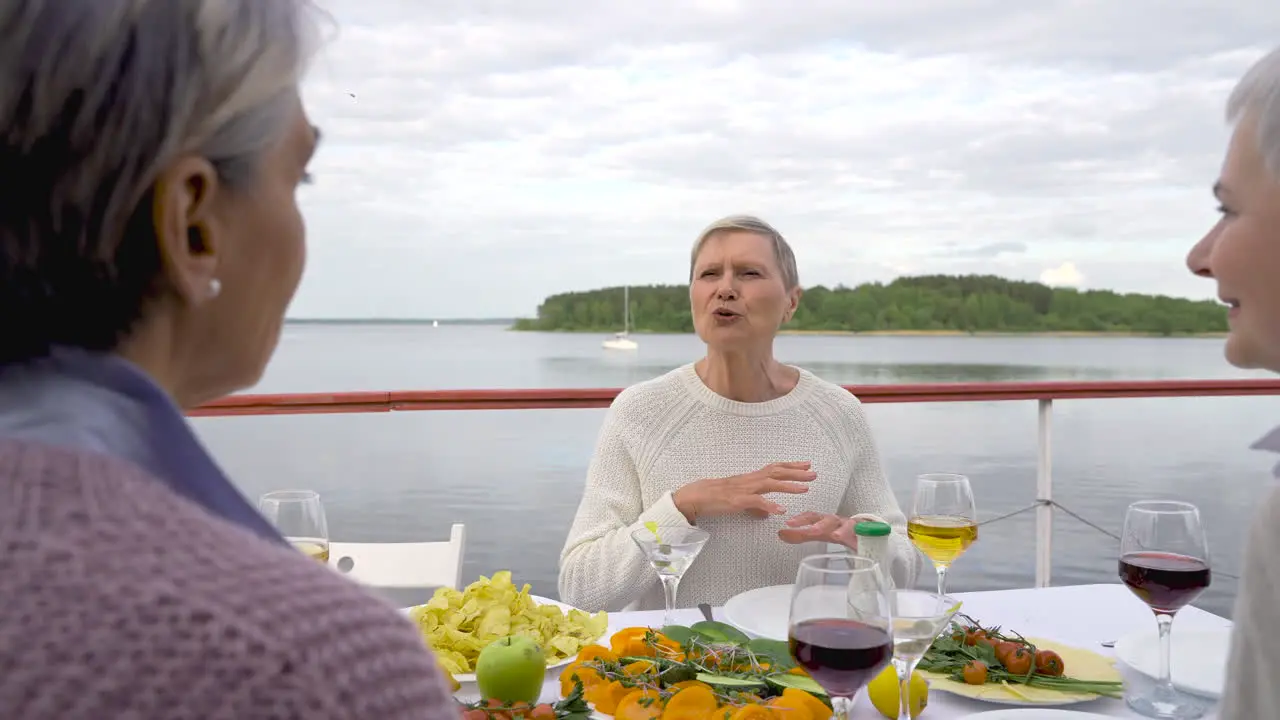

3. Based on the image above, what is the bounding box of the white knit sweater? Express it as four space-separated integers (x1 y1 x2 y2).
558 362 922 612
1220 483 1280 719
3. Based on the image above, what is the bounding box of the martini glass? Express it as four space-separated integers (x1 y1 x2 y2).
887 590 961 720
630 526 710 625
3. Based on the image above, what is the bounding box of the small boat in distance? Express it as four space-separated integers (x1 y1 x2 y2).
603 286 638 351
603 331 637 351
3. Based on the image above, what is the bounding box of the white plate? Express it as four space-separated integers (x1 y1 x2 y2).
1112 626 1230 699
948 692 1098 707
722 584 793 640
957 711 1112 719
403 594 608 684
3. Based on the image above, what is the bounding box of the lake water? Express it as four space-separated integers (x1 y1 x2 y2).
191 324 1278 618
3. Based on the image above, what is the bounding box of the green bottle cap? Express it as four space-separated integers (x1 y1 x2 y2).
854 521 892 537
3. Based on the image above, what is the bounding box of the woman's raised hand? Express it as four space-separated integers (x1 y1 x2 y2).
672 461 816 523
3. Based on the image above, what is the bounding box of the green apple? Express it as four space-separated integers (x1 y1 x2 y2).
475 635 548 704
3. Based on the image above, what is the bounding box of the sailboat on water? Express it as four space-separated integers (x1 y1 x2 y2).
602 286 638 351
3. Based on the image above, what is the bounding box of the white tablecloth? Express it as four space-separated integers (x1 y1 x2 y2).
481 583 1232 719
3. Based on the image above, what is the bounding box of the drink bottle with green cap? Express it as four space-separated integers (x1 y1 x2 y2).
855 520 896 597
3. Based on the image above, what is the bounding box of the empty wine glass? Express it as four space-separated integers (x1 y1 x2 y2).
907 473 978 597
789 554 893 720
259 490 330 563
630 526 710 625
889 590 960 720
1119 500 1211 719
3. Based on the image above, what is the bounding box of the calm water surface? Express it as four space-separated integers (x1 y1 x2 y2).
192 325 1277 617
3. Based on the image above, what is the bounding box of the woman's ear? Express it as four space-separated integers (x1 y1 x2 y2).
152 156 222 306
784 286 804 323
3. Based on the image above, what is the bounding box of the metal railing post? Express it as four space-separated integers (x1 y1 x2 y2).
1035 398 1054 587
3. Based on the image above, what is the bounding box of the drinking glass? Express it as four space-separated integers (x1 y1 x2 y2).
629 526 710 626
907 473 978 597
789 554 893 720
889 590 960 720
1118 501 1211 719
259 490 330 563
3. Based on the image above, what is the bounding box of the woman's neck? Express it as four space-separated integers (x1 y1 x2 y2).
696 350 799 403
115 314 231 410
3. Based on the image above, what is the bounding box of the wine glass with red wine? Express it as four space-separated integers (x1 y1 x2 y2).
1118 500 1211 719
789 554 893 720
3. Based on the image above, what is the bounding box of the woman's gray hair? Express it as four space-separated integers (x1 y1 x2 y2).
0 0 323 363
689 215 801 290
1228 46 1280 180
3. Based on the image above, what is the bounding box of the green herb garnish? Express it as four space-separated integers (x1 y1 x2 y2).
917 613 1125 698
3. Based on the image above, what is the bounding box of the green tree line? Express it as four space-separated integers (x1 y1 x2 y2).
510 275 1227 335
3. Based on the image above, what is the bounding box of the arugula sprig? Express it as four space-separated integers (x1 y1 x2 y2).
573 625 809 709
917 615 1124 698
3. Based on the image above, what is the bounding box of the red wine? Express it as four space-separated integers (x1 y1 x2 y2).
1119 551 1211 614
788 618 892 696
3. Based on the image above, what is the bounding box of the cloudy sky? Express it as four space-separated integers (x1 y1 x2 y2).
292 0 1277 319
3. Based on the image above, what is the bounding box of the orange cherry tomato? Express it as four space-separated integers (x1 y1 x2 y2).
962 660 989 685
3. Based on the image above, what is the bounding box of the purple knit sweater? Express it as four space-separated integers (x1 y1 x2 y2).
0 438 460 719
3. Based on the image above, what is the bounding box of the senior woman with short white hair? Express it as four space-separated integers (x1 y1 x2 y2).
0 2 456 718
559 215 921 612
1185 46 1280 720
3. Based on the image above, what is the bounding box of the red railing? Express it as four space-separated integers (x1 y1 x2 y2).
188 378 1280 417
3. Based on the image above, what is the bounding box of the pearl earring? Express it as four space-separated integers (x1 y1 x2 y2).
207 278 222 299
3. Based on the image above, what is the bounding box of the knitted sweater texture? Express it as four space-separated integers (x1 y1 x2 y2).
559 363 921 611
1220 484 1280 719
0 439 459 719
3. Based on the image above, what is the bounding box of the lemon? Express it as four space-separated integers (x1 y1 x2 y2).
867 665 928 718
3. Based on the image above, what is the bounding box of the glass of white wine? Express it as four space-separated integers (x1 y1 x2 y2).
907 473 977 597
259 489 330 563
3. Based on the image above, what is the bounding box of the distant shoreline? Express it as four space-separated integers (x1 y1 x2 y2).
285 318 514 326
778 329 1230 338
283 319 1227 339
508 327 1229 339
518 276 1228 337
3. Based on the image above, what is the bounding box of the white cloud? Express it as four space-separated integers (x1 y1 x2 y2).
1039 262 1085 288
287 1 1277 318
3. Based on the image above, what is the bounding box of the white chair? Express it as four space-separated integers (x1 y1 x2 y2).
328 523 466 590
